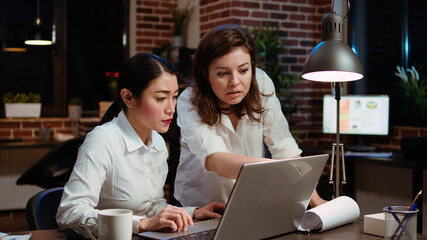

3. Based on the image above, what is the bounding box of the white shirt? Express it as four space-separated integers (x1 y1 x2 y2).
56 111 195 237
174 69 302 207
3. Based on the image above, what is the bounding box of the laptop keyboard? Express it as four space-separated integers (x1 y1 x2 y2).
169 229 216 240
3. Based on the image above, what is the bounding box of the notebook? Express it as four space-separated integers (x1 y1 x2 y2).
139 154 329 240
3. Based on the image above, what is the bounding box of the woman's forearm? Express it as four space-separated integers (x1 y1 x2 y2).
205 152 268 179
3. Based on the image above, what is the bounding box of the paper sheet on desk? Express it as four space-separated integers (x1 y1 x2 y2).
0 232 32 240
298 196 360 232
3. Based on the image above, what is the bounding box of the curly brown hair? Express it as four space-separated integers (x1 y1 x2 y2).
191 24 266 126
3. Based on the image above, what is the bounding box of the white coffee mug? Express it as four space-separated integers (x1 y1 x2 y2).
84 209 133 240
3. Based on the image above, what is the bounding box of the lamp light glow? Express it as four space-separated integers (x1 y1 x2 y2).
302 71 363 82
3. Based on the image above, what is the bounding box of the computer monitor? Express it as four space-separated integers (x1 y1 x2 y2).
322 95 390 136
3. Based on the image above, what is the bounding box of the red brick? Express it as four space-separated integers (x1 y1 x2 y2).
137 38 152 44
231 9 249 17
282 22 298 29
251 11 269 18
300 23 316 30
307 15 322 22
290 14 305 21
231 1 241 7
22 122 42 128
263 3 280 11
160 2 174 8
283 39 298 46
401 129 418 138
299 6 315 13
290 0 307 4
282 4 298 12
154 9 170 15
143 1 159 7
290 48 307 55
141 31 160 37
0 130 11 136
13 130 33 136
209 12 221 20
289 31 307 38
137 23 154 29
0 122 20 128
43 122 63 128
154 39 170 46
301 40 317 47
137 8 152 14
200 15 209 22
271 12 288 20
143 16 160 22
161 32 173 38
55 129 72 135
221 10 230 18
242 1 260 9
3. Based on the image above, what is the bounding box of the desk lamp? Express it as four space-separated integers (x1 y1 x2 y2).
301 0 363 198
25 0 53 46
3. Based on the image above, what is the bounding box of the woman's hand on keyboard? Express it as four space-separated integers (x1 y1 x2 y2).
193 202 226 220
139 205 194 232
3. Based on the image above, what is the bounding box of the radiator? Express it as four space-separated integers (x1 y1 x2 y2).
0 147 51 210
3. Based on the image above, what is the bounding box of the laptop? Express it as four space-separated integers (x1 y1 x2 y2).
139 154 329 240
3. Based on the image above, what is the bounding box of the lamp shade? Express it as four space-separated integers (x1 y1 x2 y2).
25 17 52 46
302 13 363 82
3 33 27 52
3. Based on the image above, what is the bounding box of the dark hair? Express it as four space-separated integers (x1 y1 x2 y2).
100 53 175 124
191 24 266 126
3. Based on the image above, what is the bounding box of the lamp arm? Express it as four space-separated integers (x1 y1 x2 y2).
331 0 351 19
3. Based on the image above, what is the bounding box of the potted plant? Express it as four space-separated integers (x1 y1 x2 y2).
169 4 193 47
68 96 83 120
2 92 42 118
395 65 427 125
250 26 301 143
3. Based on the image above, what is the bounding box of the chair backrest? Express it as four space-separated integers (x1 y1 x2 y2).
26 187 64 230
17 137 84 188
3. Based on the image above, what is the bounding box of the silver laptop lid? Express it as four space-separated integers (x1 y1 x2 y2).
214 154 329 240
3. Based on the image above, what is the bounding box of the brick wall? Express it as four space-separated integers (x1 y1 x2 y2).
0 118 99 140
134 0 177 53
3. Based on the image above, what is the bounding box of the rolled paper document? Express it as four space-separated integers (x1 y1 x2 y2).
298 196 360 232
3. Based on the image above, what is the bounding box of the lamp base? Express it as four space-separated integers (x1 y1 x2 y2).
329 143 347 198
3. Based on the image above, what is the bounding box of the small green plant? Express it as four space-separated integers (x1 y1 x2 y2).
2 92 41 103
68 97 83 106
169 4 193 36
395 65 427 120
249 26 301 143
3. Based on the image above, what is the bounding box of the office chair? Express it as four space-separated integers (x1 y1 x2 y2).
16 137 84 189
26 187 64 230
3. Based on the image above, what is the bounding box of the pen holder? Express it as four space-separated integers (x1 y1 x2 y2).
383 206 418 240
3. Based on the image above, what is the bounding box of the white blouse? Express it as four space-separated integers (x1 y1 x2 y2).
56 111 195 237
174 69 302 207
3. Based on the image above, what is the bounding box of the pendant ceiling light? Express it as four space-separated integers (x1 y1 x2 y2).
25 0 52 46
3 33 27 52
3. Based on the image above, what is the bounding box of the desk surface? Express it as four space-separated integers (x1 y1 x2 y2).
10 220 427 240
